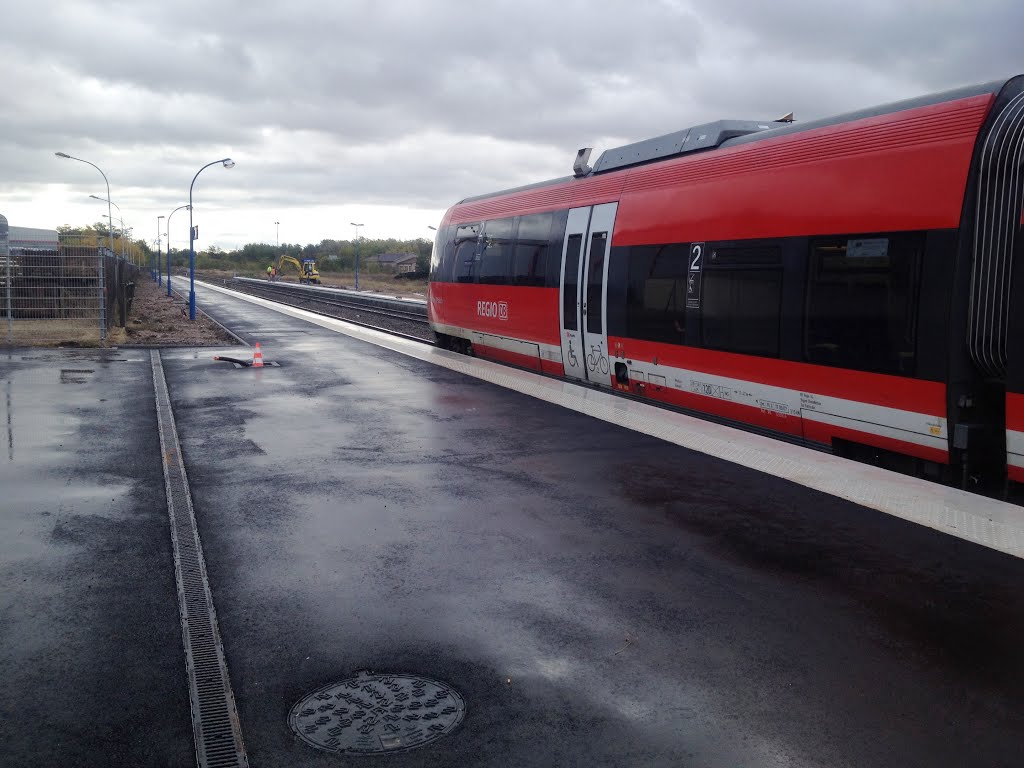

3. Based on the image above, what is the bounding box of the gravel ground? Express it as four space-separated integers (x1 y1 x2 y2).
114 277 240 346
123 274 433 347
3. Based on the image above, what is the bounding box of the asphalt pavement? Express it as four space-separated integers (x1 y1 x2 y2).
0 348 194 767
3 282 1024 767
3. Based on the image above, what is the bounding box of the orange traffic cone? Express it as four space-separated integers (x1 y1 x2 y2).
252 342 264 368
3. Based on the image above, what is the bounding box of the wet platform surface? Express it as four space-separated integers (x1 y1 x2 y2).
4 281 1024 767
0 349 194 766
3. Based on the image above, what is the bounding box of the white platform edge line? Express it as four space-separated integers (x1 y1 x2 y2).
192 279 1024 560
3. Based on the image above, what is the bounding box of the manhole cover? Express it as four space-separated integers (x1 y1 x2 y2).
288 671 466 755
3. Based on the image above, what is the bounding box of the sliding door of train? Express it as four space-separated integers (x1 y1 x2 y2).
558 203 617 384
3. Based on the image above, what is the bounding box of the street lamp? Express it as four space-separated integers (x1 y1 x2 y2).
89 193 125 261
351 222 363 291
101 214 127 260
275 221 280 249
188 158 235 320
57 151 112 342
156 215 165 286
166 204 191 297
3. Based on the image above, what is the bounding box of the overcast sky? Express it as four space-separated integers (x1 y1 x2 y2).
0 0 1021 251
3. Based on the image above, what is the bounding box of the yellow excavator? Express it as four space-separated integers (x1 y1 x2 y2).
277 255 321 284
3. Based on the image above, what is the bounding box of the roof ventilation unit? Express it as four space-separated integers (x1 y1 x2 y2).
591 119 774 174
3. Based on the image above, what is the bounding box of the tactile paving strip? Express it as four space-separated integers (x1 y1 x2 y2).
151 350 249 768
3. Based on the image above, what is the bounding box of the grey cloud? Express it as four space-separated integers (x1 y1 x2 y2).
702 0 1022 92
1 0 1021 245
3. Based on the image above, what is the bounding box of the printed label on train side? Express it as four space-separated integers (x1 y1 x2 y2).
755 398 792 416
477 300 509 320
800 392 823 409
690 379 732 400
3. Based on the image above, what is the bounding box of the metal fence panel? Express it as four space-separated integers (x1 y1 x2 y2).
2 230 141 347
1 215 10 342
4 239 101 345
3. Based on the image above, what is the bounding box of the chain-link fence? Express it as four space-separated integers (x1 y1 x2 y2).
2 219 139 347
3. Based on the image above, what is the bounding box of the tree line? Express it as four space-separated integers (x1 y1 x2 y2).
57 223 433 275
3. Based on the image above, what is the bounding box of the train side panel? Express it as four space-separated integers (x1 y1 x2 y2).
429 83 1018 482
609 338 948 462
433 284 562 374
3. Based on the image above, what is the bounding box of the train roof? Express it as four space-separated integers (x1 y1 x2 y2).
454 77 1013 208
718 78 1006 152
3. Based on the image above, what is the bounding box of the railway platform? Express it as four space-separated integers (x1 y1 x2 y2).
3 279 1024 767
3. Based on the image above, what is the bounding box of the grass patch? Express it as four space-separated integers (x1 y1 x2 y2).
2 319 104 347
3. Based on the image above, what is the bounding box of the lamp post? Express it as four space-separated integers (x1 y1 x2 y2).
165 204 191 297
188 158 235 320
156 215 165 286
275 221 280 249
351 222 363 291
120 226 134 266
101 214 127 260
57 152 111 342
89 194 125 261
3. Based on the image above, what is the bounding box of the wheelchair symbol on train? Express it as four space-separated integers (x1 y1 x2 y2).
566 342 580 369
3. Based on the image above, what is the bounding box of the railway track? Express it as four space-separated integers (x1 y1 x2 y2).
217 278 435 344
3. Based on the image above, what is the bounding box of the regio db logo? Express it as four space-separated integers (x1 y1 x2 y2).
477 300 509 321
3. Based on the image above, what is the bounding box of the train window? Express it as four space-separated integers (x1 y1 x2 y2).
625 244 690 345
545 209 570 288
429 228 441 277
513 212 553 286
454 239 479 283
701 268 782 357
586 232 607 334
562 234 583 331
431 225 454 282
805 234 922 375
478 218 516 284
455 223 480 242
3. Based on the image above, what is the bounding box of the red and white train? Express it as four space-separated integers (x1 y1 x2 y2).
427 75 1024 491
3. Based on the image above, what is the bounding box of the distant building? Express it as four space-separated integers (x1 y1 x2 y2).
2 225 60 282
9 226 58 253
374 252 418 273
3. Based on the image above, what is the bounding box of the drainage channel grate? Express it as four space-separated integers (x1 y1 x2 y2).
289 671 466 755
151 350 249 768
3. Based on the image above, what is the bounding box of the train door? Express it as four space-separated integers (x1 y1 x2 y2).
558 203 617 384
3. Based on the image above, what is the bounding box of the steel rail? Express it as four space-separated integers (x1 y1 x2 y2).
236 282 428 323
217 279 435 344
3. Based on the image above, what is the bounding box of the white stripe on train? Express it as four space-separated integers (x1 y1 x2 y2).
1007 430 1024 467
437 323 948 453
